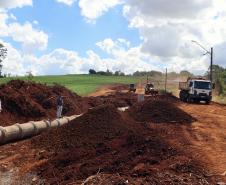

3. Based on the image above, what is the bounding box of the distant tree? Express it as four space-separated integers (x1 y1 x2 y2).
167 72 178 78
89 69 96 74
180 70 193 77
133 71 140 76
149 70 162 77
133 71 148 76
0 43 7 77
210 65 226 95
114 71 120 76
96 69 114 76
97 71 107 75
119 72 125 76
133 70 163 77
114 70 125 76
212 65 224 81
106 69 113 76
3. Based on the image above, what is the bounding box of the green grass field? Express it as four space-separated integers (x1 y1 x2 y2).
1 74 225 103
0 75 140 96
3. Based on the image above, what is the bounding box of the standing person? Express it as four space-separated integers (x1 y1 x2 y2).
0 98 2 113
56 95 63 118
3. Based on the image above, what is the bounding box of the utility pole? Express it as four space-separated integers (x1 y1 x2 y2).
210 47 213 82
165 68 167 93
191 40 213 82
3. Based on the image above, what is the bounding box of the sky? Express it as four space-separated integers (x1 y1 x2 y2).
0 0 226 76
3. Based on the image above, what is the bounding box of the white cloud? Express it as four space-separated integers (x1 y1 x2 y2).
2 0 226 76
0 12 48 52
214 42 226 66
125 0 212 20
33 39 158 75
56 0 77 6
0 12 9 36
0 40 26 76
123 0 226 72
38 49 83 75
1 38 163 76
55 0 122 21
78 0 122 21
96 38 130 54
33 20 39 25
0 0 32 9
7 22 48 51
1 37 213 76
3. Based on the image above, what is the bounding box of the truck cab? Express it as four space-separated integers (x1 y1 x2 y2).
179 78 213 103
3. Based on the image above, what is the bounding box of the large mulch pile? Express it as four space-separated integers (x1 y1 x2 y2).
33 104 133 152
128 97 195 123
0 80 87 126
0 81 138 126
31 104 210 185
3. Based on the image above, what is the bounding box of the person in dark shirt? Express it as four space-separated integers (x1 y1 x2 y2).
56 95 63 118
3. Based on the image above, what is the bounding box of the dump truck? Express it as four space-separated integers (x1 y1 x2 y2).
145 83 158 95
129 84 136 92
179 77 213 103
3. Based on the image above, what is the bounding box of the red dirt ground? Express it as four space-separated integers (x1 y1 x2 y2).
0 84 225 185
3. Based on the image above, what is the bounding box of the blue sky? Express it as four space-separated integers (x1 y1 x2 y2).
0 0 226 76
8 0 139 57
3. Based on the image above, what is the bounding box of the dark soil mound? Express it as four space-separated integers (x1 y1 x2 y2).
82 92 137 109
128 98 194 123
31 104 209 185
0 80 85 126
33 104 131 152
32 104 148 183
99 92 137 107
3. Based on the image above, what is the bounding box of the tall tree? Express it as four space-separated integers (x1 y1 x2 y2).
0 43 7 77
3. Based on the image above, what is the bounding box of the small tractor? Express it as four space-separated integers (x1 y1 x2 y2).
129 83 136 92
145 83 158 95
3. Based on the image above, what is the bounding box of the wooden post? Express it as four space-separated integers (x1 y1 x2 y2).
210 47 213 82
165 68 167 93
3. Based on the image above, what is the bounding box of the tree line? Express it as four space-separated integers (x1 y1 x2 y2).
89 68 194 78
89 69 126 76
211 65 226 96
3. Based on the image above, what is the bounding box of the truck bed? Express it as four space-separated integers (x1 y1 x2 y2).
179 82 189 90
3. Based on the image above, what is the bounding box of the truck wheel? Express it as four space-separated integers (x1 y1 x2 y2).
179 91 184 101
206 100 210 104
187 96 192 103
194 99 200 104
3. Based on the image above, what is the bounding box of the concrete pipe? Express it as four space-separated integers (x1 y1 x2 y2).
0 114 82 145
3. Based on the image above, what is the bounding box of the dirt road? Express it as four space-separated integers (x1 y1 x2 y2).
178 102 226 176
